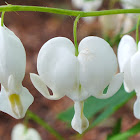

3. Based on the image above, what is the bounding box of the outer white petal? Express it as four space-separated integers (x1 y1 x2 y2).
131 47 140 94
30 73 64 100
118 35 137 92
71 101 89 134
134 96 140 119
0 26 26 90
118 35 137 72
11 123 42 140
78 36 117 96
37 37 78 98
0 86 34 119
94 73 123 99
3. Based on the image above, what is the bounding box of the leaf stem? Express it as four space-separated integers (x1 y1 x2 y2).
0 5 140 17
26 110 65 140
136 16 140 45
73 15 81 56
1 11 5 26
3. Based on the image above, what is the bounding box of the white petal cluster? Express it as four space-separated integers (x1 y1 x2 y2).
118 35 140 119
0 19 34 119
72 0 103 23
11 123 42 140
30 36 123 133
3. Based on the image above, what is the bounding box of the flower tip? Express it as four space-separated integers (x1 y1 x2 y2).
134 97 140 119
71 114 89 134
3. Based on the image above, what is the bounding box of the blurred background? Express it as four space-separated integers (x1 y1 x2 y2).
0 0 139 140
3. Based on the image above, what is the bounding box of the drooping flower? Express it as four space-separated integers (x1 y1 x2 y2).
30 36 123 133
11 123 42 140
72 0 103 23
0 18 34 119
118 35 140 119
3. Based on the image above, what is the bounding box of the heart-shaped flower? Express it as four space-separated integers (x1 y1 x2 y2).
118 35 140 119
30 36 123 133
11 123 42 140
0 18 34 119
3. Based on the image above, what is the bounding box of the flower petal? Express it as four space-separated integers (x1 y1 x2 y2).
118 35 137 72
30 73 64 100
78 36 117 96
71 101 89 134
133 96 140 119
37 37 78 97
0 86 34 119
0 26 26 89
118 35 137 92
94 73 123 99
8 75 22 95
131 49 140 93
123 59 134 92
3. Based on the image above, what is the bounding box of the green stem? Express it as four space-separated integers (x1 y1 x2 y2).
26 110 64 140
73 15 81 56
1 11 5 26
0 5 140 17
136 16 140 45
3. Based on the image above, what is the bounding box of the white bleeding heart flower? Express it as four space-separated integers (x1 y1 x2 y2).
72 0 103 23
118 35 140 119
11 123 42 140
0 19 34 119
30 36 123 133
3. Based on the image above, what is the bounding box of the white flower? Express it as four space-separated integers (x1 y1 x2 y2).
72 0 103 23
11 123 42 140
118 35 140 119
30 36 123 133
0 19 34 119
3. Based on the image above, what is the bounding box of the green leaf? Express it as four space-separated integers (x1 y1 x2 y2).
58 86 135 129
109 122 140 140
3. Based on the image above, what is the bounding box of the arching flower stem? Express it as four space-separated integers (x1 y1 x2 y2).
0 5 140 17
1 11 5 27
73 14 81 56
136 16 140 46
